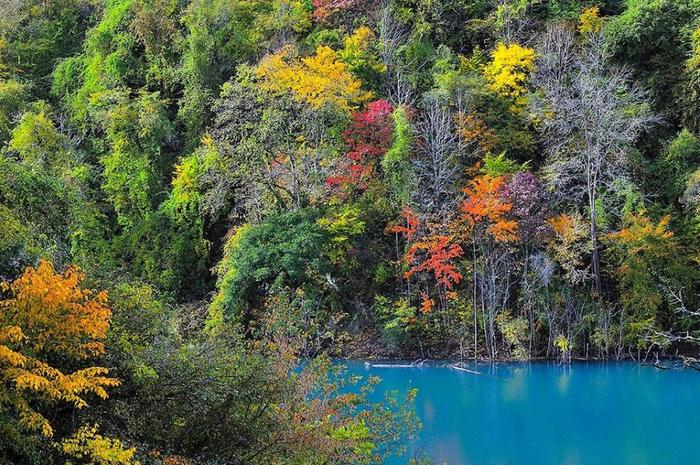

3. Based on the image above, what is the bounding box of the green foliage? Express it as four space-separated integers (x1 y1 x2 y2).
178 0 276 145
100 90 173 228
0 0 90 99
479 152 521 176
8 107 70 171
495 311 529 359
0 205 38 280
655 129 700 203
54 0 141 128
211 209 333 323
3 0 700 459
375 295 419 350
606 0 700 127
331 421 374 456
382 106 414 207
605 212 692 346
318 204 366 264
0 108 105 271
0 79 27 144
106 281 173 384
338 26 386 94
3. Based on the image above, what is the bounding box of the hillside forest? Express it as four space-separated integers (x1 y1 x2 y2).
1 0 700 463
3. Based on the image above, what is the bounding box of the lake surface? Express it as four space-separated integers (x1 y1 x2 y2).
342 360 700 465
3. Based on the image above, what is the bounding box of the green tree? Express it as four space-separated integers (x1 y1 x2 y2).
606 0 700 129
210 209 334 325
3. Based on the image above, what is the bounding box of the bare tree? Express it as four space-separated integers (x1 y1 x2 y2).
533 26 659 295
376 0 418 106
411 94 461 217
639 285 700 369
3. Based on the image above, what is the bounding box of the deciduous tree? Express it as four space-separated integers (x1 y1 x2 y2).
534 25 657 294
256 45 373 114
0 260 118 438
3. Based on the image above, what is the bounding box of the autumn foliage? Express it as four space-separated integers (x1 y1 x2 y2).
386 206 420 243
387 206 464 292
404 234 464 290
460 174 518 242
0 260 118 437
312 0 364 21
483 42 536 110
326 99 394 193
255 45 372 113
60 424 139 465
1 260 111 358
455 114 498 153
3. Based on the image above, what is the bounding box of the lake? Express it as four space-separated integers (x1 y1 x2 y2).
343 360 700 465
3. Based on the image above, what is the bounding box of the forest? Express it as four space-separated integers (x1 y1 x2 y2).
1 0 699 463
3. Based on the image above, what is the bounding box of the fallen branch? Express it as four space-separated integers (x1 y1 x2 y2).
449 362 481 375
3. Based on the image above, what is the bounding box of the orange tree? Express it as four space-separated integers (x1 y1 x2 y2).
459 173 518 358
387 207 464 344
0 260 119 442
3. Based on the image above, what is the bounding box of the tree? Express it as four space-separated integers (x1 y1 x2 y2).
7 108 71 172
653 129 700 205
0 260 118 439
312 0 371 22
483 42 535 112
502 171 551 354
178 0 278 145
460 174 518 243
404 234 463 290
338 26 386 93
326 99 394 195
0 106 108 282
546 212 591 285
412 93 460 214
460 172 519 358
605 212 687 348
0 0 90 101
544 212 593 360
100 90 174 229
606 0 700 129
255 45 373 114
51 0 142 129
0 76 27 145
578 6 603 35
382 105 414 207
59 424 139 465
534 25 657 295
211 78 344 211
209 209 334 326
685 22 700 133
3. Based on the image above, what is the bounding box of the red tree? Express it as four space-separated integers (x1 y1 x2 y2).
326 99 393 194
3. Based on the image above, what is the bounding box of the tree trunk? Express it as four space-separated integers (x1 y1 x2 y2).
590 222 602 296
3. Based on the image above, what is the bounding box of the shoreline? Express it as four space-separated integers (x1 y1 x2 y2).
338 356 683 364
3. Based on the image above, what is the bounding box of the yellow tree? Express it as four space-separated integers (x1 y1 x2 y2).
0 260 119 437
255 45 373 113
578 6 603 35
60 424 139 465
483 42 535 111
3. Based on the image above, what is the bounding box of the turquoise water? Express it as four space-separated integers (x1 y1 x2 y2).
343 361 700 465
